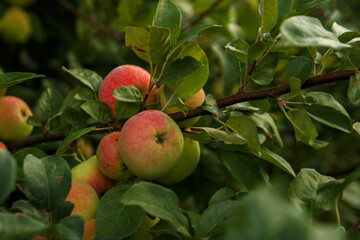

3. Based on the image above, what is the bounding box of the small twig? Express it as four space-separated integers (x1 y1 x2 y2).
348 219 360 233
181 0 222 33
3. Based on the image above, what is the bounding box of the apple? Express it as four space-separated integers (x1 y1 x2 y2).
96 132 133 181
65 180 99 221
156 137 200 185
83 219 96 240
71 156 116 196
0 96 33 141
160 87 205 128
0 6 32 43
98 65 157 119
118 110 184 179
0 141 7 150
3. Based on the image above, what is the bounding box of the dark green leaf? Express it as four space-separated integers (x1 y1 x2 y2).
50 201 74 224
81 100 110 123
295 0 329 15
38 88 63 119
226 102 259 112
217 150 268 191
321 53 342 71
208 188 237 207
286 56 313 85
0 213 47 240
114 101 141 120
96 185 145 239
332 22 360 43
248 41 266 62
250 112 284 147
62 67 102 93
280 16 351 49
178 24 222 43
185 127 248 145
287 109 318 145
0 72 44 89
158 56 202 86
13 148 47 182
55 215 84 240
353 122 360 135
152 0 181 46
23 155 71 211
120 182 190 236
0 150 17 203
252 70 274 86
258 0 278 33
347 73 360 102
56 127 96 154
226 117 261 153
260 148 295 177
11 200 48 223
277 0 293 22
225 39 249 63
202 94 220 115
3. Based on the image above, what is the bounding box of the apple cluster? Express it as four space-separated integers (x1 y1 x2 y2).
65 64 204 239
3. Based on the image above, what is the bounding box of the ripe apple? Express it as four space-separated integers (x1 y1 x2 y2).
160 87 205 128
156 137 200 185
98 65 156 119
118 110 184 179
0 141 7 150
0 96 33 141
65 180 99 221
0 6 32 43
83 219 96 240
71 156 116 196
96 132 133 181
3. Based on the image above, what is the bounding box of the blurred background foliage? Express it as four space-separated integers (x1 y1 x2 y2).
1 0 360 232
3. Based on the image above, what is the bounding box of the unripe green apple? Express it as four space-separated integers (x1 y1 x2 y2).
160 87 205 128
119 110 184 179
96 132 133 181
83 219 96 240
0 96 33 141
65 180 99 221
98 65 157 119
71 156 116 196
0 6 32 44
156 137 200 185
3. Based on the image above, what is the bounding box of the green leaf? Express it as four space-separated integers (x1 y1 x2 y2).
226 117 261 154
250 112 284 147
260 148 295 177
62 67 102 93
13 148 47 182
277 0 293 22
112 86 142 103
55 215 84 240
178 24 222 43
252 69 274 86
287 109 318 145
124 26 171 64
280 16 351 49
0 150 17 203
295 0 329 15
347 73 360 103
288 77 304 101
81 100 110 124
227 102 260 112
120 182 190 236
286 56 313 85
353 122 360 135
185 127 248 145
198 200 241 238
114 101 141 120
202 94 220 115
321 53 342 71
0 213 47 240
152 0 181 46
158 56 202 86
247 41 266 62
56 127 96 154
217 150 268 191
0 72 44 89
258 0 278 33
208 188 236 207
11 200 48 224
165 43 209 101
331 22 360 43
38 88 64 119
305 92 352 133
96 185 145 239
23 155 71 211
51 201 74 224
225 39 250 63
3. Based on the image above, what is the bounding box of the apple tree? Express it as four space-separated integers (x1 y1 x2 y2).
1 0 360 239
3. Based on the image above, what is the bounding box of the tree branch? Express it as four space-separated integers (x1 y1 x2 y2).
7 69 356 150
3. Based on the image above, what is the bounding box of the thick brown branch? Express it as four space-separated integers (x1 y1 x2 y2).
7 69 356 150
